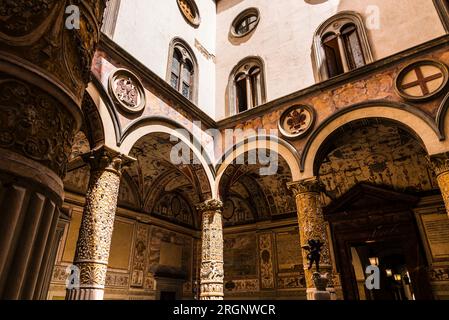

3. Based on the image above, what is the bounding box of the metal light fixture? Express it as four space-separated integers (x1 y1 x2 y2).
385 269 393 277
394 274 402 282
369 257 379 266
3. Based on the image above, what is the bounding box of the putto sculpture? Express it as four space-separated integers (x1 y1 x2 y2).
302 239 324 271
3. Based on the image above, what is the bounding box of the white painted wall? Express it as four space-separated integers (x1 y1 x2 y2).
110 0 445 121
215 0 445 119
113 0 217 118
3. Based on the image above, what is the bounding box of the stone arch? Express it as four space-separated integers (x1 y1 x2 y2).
85 78 119 148
301 101 448 179
215 135 301 197
436 92 449 138
119 118 215 198
81 92 105 149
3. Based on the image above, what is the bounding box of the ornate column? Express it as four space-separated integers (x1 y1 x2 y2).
287 178 335 300
66 146 132 300
0 1 107 300
196 199 224 300
429 152 449 218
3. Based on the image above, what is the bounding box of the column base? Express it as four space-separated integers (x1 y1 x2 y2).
66 288 104 300
306 288 336 300
200 280 224 300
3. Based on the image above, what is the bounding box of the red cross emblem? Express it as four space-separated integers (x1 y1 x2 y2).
400 65 443 96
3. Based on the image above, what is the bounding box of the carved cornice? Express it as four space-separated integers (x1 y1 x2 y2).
287 178 323 196
428 152 449 177
196 199 223 213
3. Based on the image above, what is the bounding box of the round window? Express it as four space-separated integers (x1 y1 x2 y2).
231 8 260 38
177 0 201 27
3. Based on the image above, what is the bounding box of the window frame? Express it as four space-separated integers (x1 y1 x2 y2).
227 57 266 116
230 7 261 38
433 0 449 32
166 38 199 103
312 11 374 82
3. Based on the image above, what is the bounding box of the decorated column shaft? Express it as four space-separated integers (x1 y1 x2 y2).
66 146 132 300
429 152 449 218
0 1 107 299
288 178 334 299
196 199 224 300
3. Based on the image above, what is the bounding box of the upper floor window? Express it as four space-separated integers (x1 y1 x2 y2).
312 11 374 82
167 38 198 102
228 57 266 115
433 0 449 32
230 8 260 38
101 0 121 38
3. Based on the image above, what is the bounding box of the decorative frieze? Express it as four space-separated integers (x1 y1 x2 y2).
0 78 77 177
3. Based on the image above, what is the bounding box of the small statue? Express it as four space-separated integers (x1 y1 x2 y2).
302 239 324 271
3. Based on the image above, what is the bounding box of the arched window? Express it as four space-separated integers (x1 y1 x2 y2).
101 0 121 38
167 38 198 102
228 57 266 115
312 11 374 82
433 0 449 32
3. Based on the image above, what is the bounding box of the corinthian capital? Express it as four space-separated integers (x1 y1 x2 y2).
428 152 449 177
287 177 324 196
196 199 223 213
81 145 134 176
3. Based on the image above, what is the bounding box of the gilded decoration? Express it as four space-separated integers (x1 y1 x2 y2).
176 0 200 27
109 68 146 114
395 60 448 101
278 105 316 139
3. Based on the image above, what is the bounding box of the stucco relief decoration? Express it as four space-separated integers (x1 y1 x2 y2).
278 105 315 139
395 60 448 101
109 69 146 113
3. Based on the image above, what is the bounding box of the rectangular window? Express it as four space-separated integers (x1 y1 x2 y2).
182 82 190 99
323 35 344 78
236 78 248 113
170 73 179 89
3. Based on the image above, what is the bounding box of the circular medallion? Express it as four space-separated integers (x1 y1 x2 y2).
278 105 316 139
109 69 146 114
395 60 448 101
177 0 201 27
